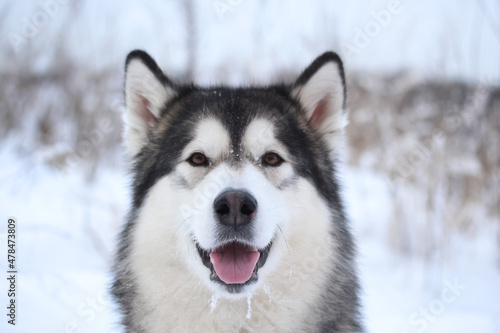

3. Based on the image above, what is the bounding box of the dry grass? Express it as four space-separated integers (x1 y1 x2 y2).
347 73 500 259
0 58 123 180
1 58 498 259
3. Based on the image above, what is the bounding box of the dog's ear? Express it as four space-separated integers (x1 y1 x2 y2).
292 52 347 154
124 50 177 155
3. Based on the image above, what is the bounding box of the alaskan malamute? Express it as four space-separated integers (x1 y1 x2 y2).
112 50 363 332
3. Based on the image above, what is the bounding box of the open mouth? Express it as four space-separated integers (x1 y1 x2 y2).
196 240 272 292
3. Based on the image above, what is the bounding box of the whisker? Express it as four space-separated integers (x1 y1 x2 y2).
276 225 290 256
269 112 290 129
175 215 192 234
277 225 294 278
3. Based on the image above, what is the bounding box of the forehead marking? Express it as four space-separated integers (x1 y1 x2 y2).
181 118 230 159
243 118 288 159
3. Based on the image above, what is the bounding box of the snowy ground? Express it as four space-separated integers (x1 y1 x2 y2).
1 143 499 333
1 0 499 332
346 169 500 333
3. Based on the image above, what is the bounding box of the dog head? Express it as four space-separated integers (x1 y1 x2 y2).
123 50 347 297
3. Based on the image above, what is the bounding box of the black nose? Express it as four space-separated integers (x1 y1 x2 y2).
213 190 257 230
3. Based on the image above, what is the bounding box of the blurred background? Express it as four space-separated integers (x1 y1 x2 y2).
0 0 499 332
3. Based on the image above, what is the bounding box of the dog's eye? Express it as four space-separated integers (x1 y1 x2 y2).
262 152 283 167
188 153 209 167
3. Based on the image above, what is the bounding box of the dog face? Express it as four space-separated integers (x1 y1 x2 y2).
123 51 347 297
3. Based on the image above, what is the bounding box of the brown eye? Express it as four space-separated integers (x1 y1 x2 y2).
262 152 283 167
188 153 208 167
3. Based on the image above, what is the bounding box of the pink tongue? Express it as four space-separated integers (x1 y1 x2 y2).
210 243 260 284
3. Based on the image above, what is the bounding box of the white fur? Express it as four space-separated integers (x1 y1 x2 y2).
130 176 336 332
180 118 231 162
128 118 339 332
242 118 295 185
243 118 290 160
291 62 346 155
124 59 177 155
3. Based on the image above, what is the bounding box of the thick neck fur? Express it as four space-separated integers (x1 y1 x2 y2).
126 177 338 333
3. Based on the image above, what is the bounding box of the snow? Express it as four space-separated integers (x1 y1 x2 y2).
246 293 252 319
264 285 272 302
344 168 500 333
2 0 499 83
210 294 220 312
1 1 499 332
0 144 127 333
1 144 498 332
